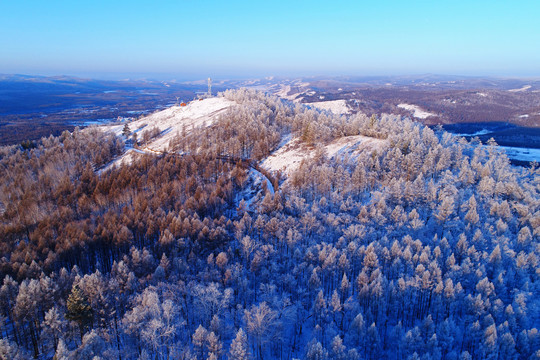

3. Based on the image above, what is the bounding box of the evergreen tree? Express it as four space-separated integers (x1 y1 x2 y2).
65 285 93 340
122 123 131 138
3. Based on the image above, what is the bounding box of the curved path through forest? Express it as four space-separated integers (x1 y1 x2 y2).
130 146 280 194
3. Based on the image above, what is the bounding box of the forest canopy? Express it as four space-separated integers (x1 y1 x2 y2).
0 89 538 359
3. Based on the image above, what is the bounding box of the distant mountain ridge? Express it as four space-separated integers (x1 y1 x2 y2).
1 73 539 147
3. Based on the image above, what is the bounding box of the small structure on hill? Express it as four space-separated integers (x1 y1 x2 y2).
195 77 213 100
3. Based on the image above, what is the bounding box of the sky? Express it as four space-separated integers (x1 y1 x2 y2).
1 0 540 80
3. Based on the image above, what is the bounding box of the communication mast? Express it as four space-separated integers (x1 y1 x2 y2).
207 77 212 97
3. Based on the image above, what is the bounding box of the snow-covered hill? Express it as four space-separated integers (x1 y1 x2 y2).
2 89 539 360
98 97 235 168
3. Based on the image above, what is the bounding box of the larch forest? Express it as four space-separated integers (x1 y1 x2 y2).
0 89 538 360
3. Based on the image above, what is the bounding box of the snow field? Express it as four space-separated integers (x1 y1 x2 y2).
508 85 531 92
397 103 436 119
307 100 350 115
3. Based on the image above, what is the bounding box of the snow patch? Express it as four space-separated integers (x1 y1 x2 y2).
454 129 493 137
262 134 385 176
508 85 531 92
275 85 307 102
275 85 297 100
324 135 383 158
397 103 436 119
518 114 529 118
262 137 309 175
307 100 350 115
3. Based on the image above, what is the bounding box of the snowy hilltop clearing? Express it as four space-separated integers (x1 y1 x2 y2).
307 100 351 115
397 103 437 119
97 94 359 173
263 134 384 176
98 97 235 168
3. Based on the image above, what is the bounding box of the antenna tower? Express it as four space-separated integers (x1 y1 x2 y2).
207 78 212 97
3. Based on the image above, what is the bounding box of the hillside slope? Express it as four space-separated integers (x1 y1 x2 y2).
99 97 235 168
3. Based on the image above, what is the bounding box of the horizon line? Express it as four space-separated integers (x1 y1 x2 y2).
3 71 540 83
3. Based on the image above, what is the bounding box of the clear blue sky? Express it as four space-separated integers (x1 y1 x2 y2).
1 0 539 79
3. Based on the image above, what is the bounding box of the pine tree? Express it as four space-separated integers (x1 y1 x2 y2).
65 285 93 340
366 323 381 359
122 123 131 138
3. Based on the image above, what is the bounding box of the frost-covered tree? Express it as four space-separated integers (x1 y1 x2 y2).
229 328 250 360
245 302 279 360
0 88 538 360
123 288 184 358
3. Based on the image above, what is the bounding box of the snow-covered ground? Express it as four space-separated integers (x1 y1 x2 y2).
262 137 309 174
263 134 385 176
397 103 436 119
324 135 383 157
98 97 235 169
508 85 531 92
307 100 350 115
